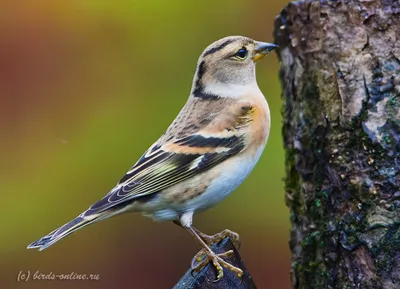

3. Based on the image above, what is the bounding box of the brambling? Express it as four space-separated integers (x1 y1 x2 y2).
27 36 277 280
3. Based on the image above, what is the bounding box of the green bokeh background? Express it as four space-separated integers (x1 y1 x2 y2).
0 1 291 288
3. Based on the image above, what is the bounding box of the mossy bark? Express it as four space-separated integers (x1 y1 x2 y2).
274 0 399 288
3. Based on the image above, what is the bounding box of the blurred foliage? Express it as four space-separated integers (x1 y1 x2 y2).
0 1 290 288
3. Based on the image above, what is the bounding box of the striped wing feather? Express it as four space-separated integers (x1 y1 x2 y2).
82 100 254 217
83 134 245 217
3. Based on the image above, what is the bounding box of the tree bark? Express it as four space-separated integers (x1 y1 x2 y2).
173 237 257 289
274 0 399 288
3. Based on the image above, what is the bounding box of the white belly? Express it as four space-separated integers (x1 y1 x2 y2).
141 144 267 222
185 147 265 211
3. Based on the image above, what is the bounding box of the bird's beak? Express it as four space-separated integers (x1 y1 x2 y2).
252 42 278 62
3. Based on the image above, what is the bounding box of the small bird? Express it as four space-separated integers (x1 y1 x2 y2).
27 36 277 280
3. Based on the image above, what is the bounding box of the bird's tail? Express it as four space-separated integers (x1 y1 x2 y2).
27 214 100 251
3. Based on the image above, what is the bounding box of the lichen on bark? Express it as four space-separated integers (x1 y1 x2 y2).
274 0 399 288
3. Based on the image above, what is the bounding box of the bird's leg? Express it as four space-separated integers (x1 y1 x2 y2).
184 225 243 281
192 227 241 249
173 220 241 249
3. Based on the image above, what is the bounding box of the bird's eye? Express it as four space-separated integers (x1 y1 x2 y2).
235 47 248 59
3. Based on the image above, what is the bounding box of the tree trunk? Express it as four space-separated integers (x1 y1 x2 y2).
274 0 399 288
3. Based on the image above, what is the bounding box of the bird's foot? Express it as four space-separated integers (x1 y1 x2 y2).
190 248 243 281
194 228 241 249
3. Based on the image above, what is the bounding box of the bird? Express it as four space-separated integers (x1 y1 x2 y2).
27 36 277 281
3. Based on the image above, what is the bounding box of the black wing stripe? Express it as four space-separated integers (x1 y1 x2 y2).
119 151 169 184
133 152 236 196
84 136 245 216
88 154 169 210
124 154 201 195
175 135 239 148
87 152 198 212
132 153 198 185
133 158 201 193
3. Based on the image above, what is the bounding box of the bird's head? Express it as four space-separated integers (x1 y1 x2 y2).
191 36 277 99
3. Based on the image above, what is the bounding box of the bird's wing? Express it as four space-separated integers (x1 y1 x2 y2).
83 99 254 217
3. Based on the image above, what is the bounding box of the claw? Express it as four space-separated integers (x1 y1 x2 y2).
191 249 208 271
216 250 234 259
190 249 243 281
183 225 243 281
